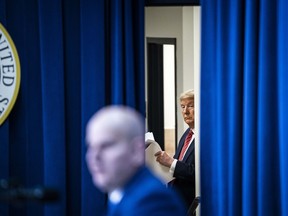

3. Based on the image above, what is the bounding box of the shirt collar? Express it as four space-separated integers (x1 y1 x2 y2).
108 188 124 204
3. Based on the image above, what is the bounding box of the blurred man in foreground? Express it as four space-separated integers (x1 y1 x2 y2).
86 105 186 216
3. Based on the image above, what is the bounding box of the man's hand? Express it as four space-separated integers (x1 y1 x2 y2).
154 151 174 168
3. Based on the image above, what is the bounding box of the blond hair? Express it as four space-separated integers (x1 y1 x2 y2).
179 89 194 101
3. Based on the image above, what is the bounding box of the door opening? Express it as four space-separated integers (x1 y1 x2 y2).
146 37 177 156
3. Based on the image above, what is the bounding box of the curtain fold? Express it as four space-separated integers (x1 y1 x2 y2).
0 0 144 215
201 1 288 216
278 1 288 215
38 0 67 215
80 1 107 215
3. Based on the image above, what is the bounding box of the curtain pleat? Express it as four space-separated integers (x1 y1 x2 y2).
278 1 288 216
242 1 259 216
201 0 288 216
62 0 82 215
0 0 144 215
38 0 67 215
80 0 107 215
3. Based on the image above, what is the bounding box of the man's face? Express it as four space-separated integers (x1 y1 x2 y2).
180 98 195 128
86 124 135 192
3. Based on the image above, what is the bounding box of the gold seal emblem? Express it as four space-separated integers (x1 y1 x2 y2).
0 23 21 126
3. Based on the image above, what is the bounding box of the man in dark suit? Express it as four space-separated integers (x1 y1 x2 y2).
85 105 186 216
155 89 195 210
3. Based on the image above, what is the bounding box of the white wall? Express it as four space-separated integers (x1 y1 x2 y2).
182 7 195 131
163 45 176 129
192 7 201 215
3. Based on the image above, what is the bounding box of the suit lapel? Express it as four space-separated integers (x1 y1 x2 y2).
182 139 195 161
174 128 190 159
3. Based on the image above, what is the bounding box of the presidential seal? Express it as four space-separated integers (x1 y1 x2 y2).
0 23 21 126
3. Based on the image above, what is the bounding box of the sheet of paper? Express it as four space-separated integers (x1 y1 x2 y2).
145 132 155 142
145 139 174 184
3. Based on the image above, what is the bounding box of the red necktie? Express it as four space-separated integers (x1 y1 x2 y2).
179 130 193 161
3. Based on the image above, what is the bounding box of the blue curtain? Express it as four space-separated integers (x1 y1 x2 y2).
200 0 288 216
0 0 144 216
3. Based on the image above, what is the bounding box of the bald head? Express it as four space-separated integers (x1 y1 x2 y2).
85 105 145 192
86 105 145 142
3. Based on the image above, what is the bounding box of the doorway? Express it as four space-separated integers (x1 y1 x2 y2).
145 5 201 215
146 38 177 156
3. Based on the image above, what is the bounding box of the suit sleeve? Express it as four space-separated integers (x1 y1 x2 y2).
173 159 195 180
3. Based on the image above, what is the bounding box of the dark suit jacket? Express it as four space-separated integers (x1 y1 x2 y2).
169 128 195 209
107 166 186 216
